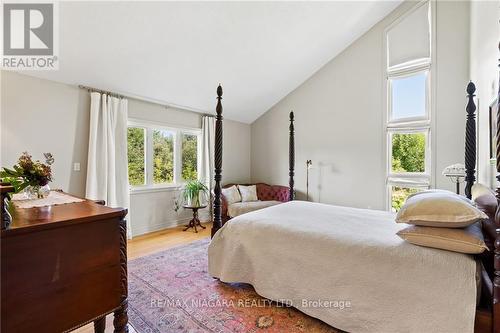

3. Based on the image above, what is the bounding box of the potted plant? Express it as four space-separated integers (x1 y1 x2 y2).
0 152 54 199
182 180 208 207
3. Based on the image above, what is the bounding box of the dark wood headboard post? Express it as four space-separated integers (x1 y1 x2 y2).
211 85 223 238
465 81 477 200
493 45 500 333
289 111 295 201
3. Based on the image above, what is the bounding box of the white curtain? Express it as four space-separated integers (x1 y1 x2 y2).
85 92 131 237
200 115 216 218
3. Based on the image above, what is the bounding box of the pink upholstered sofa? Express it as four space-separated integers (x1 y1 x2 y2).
221 183 290 223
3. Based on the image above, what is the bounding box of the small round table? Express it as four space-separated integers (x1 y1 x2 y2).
183 204 207 233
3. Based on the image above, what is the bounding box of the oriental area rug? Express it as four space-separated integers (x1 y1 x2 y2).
128 238 341 333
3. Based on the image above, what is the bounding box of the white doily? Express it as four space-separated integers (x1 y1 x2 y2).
12 191 84 209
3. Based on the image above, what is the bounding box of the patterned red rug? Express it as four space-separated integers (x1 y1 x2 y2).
128 238 340 333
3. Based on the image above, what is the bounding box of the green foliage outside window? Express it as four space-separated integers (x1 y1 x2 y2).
390 133 426 211
127 127 145 186
391 133 425 173
127 126 199 187
391 186 420 212
153 130 174 184
182 134 198 181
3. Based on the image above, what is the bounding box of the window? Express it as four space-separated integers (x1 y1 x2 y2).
181 133 198 181
127 127 146 186
385 1 432 211
127 119 201 190
390 186 421 212
389 72 427 121
390 131 427 174
153 129 174 184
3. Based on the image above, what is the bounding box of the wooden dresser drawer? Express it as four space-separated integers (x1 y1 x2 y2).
0 194 128 333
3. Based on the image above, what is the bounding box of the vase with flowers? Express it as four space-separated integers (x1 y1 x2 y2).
0 152 54 199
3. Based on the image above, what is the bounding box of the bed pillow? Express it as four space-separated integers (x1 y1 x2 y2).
222 185 241 205
396 190 487 228
407 189 473 204
238 185 258 202
397 223 488 254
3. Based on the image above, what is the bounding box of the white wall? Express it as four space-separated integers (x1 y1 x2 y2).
1 71 251 237
251 1 471 210
470 1 499 188
1 71 90 196
433 0 472 192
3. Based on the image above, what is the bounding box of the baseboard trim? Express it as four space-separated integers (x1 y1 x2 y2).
131 217 192 237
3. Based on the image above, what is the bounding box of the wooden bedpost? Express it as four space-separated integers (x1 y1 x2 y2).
493 43 500 333
0 184 14 230
211 85 223 238
289 111 295 201
464 81 476 200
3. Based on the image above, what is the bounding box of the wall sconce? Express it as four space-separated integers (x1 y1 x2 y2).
442 163 466 195
306 160 312 201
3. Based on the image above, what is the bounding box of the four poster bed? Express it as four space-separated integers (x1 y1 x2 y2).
208 77 500 332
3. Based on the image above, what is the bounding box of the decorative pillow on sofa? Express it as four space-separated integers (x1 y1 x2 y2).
238 185 258 202
397 223 488 254
395 190 487 228
222 185 241 205
471 183 496 201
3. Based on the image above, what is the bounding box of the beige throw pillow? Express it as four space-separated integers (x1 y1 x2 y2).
238 185 258 202
222 185 241 205
396 190 487 228
471 183 495 201
397 223 488 254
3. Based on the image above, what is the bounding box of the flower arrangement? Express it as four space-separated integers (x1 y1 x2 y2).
0 152 54 198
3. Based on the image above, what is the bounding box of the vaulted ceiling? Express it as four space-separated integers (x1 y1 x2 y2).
24 1 401 123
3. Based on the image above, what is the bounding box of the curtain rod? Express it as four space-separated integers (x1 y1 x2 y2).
78 85 124 99
78 84 215 117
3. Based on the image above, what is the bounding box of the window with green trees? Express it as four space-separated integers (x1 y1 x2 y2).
385 2 432 211
127 122 200 188
153 130 174 184
391 133 425 173
127 127 145 186
182 134 198 181
391 186 420 212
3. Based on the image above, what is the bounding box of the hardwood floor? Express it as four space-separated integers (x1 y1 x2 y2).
74 222 212 333
128 222 212 260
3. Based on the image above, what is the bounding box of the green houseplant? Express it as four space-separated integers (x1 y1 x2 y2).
182 180 209 207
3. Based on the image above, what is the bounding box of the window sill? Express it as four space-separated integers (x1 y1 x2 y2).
130 185 182 195
387 177 430 187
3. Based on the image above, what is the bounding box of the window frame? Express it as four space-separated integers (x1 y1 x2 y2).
383 0 435 211
387 68 430 125
128 118 202 193
126 125 147 187
387 127 431 178
180 132 202 182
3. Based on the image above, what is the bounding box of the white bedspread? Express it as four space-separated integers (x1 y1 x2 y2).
208 201 477 333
